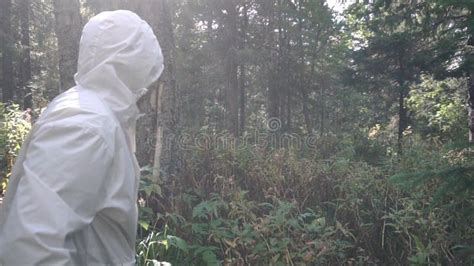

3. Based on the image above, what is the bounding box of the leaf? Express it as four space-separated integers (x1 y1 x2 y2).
152 184 163 197
158 239 169 249
336 221 356 241
138 220 149 231
223 238 237 248
193 201 212 219
167 235 188 252
201 250 219 266
140 207 154 215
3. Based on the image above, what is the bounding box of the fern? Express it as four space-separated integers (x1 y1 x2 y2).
390 165 474 207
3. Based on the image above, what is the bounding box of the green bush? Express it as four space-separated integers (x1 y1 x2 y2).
0 104 31 194
136 132 473 265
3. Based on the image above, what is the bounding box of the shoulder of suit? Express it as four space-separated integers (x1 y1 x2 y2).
36 88 120 136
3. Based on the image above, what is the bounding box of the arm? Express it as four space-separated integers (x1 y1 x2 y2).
0 123 112 265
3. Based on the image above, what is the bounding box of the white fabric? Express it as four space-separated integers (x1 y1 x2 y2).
0 10 163 265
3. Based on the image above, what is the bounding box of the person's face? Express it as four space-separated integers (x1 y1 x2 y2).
136 84 159 113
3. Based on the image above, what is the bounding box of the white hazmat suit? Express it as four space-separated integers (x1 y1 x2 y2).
0 10 164 265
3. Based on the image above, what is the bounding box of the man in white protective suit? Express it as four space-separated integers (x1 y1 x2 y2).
0 10 164 265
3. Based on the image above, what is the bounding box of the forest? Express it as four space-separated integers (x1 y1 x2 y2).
0 0 473 265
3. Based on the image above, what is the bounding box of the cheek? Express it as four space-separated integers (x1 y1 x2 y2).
136 88 157 113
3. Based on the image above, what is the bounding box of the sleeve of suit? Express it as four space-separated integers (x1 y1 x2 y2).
0 123 112 265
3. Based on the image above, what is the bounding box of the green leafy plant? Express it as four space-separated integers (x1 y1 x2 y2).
0 104 31 195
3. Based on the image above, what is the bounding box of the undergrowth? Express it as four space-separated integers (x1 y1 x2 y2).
136 134 474 265
0 104 472 265
0 104 31 194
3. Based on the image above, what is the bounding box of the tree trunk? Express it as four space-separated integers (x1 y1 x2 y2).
223 0 240 137
86 0 129 13
301 85 312 134
469 74 474 143
154 0 179 177
320 83 325 137
397 52 408 155
53 0 82 92
286 66 291 133
298 1 312 134
135 0 179 178
239 64 246 136
285 36 291 133
226 54 239 137
239 1 248 136
397 88 408 154
267 0 282 126
19 0 32 109
468 35 474 142
268 74 280 122
0 0 14 104
152 83 164 179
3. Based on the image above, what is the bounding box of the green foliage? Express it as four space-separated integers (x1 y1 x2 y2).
391 165 474 207
136 137 474 265
407 75 467 139
136 229 188 266
136 174 188 265
0 104 31 194
0 0 471 265
4 104 31 159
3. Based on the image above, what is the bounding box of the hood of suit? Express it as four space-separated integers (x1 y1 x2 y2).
74 10 164 130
